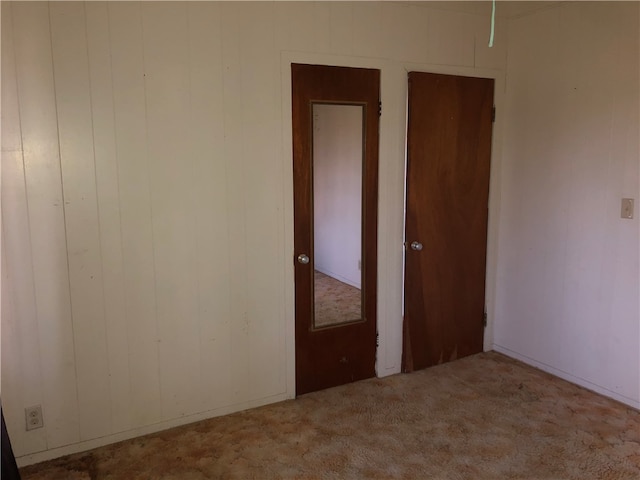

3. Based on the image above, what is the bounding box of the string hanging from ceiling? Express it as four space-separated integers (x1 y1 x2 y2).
489 0 496 47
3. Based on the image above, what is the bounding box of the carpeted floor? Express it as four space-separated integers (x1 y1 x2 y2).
314 271 361 327
20 352 640 479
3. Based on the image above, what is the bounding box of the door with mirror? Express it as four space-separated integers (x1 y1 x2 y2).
292 64 380 395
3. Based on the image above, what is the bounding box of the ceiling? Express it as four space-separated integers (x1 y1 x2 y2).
499 1 563 18
404 1 563 19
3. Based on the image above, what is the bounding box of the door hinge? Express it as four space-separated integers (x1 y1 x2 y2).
378 101 382 117
376 332 379 347
483 311 488 327
491 106 496 123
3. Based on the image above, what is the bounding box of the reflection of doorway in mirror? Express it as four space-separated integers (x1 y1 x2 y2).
312 104 363 328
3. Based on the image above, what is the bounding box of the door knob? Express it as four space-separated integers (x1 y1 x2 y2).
297 254 310 264
410 241 423 251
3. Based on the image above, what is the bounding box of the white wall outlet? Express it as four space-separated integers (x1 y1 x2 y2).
25 405 43 431
621 198 634 219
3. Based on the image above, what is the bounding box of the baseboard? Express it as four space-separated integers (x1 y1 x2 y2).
16 391 292 468
492 344 640 410
314 266 361 289
378 365 401 377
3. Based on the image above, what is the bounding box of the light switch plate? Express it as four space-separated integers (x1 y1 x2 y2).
621 198 634 219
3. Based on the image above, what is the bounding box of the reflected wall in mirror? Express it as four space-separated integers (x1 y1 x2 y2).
312 103 364 328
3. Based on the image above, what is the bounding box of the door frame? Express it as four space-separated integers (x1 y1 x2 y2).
280 51 506 397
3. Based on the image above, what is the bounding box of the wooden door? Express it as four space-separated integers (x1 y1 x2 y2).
292 64 379 395
403 72 494 372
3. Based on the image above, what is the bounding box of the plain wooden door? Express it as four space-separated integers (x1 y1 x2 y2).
403 72 494 372
292 64 380 395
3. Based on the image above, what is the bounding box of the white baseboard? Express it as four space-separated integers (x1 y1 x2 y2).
492 344 640 410
16 391 292 467
314 266 361 289
378 365 401 377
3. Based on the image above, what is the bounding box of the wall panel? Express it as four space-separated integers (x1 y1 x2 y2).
11 1 80 449
50 1 112 441
85 0 132 435
1 3 48 455
351 2 384 59
108 1 162 427
142 0 202 421
185 2 235 412
1 149 47 454
495 2 639 407
219 3 251 405
1 1 516 464
379 3 430 63
238 2 287 399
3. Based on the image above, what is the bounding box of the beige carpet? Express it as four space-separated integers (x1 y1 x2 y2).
21 352 640 479
314 271 361 327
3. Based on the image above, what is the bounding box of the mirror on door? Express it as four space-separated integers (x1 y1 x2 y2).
312 103 364 329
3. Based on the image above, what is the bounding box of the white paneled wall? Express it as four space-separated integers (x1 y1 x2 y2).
5 0 637 467
4 1 81 451
5 0 638 467
2 1 507 463
495 2 640 407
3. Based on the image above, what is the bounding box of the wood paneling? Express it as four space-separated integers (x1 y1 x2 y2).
219 2 251 405
0 2 47 455
11 1 80 449
50 1 111 441
425 9 476 66
495 2 639 407
237 3 285 398
1 1 513 463
142 0 201 422
1 2 21 154
379 4 430 63
185 0 234 412
85 1 132 435
108 1 162 427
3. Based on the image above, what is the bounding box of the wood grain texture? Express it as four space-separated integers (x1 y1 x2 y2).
403 72 494 372
292 64 379 395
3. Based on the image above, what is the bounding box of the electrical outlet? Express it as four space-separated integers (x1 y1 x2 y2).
25 405 43 431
